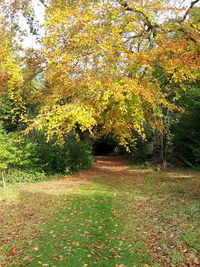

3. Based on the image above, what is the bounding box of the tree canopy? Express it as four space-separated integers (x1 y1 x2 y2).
0 0 200 147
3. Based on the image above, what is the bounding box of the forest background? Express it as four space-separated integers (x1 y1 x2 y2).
0 0 200 185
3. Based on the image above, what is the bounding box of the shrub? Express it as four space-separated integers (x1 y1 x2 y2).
0 124 21 169
0 125 93 185
22 131 94 174
4 168 47 184
0 125 47 185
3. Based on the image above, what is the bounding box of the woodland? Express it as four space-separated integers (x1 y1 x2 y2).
0 0 200 266
0 0 200 179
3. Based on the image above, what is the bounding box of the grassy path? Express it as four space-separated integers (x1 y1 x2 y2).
0 156 200 266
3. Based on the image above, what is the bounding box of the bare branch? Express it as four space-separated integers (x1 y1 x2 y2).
181 0 200 22
38 0 49 8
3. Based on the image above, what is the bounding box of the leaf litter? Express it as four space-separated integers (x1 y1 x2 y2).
0 156 200 266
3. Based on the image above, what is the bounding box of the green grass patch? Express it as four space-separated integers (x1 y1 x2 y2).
21 191 151 267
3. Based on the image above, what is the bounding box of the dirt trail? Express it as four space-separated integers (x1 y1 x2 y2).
18 155 151 195
0 155 140 201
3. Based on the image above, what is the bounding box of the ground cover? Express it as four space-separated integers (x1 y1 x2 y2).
0 156 200 266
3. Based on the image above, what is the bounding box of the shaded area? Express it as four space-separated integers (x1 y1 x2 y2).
93 136 117 155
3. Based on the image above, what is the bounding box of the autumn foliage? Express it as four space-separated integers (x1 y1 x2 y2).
0 0 200 147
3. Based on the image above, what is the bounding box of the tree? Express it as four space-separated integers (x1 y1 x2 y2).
0 1 46 131
27 0 199 147
173 81 200 166
1 0 200 148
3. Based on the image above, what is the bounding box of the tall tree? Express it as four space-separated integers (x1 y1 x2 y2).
1 0 200 147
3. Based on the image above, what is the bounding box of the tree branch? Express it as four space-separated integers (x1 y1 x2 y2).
23 66 45 87
118 0 158 30
180 0 200 22
38 0 49 8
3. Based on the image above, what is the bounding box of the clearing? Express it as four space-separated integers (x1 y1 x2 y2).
0 155 200 266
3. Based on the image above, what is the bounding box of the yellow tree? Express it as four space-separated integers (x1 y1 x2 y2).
0 0 44 127
21 0 200 145
0 0 35 91
0 0 24 123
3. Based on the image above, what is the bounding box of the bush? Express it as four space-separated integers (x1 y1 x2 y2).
22 131 94 174
3 168 47 184
0 124 21 169
0 125 47 185
0 125 93 186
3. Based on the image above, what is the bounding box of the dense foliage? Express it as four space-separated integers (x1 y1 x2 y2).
173 82 200 166
1 0 199 145
126 81 200 168
22 132 93 174
0 0 200 184
0 124 93 185
30 0 199 147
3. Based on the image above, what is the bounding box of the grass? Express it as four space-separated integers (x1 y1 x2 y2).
21 193 151 267
0 156 200 266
